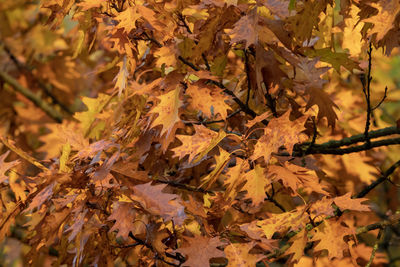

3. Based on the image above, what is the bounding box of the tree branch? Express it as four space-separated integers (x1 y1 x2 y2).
0 70 63 123
353 159 400 198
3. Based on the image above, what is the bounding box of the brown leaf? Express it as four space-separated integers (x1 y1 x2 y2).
310 218 355 260
333 193 371 212
251 111 307 164
107 201 137 240
0 151 20 183
224 242 264 267
132 182 186 225
177 235 225 267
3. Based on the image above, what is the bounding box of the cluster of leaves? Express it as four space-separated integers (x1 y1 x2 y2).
1 0 400 266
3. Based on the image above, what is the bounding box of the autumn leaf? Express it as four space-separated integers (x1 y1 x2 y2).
172 125 226 163
224 242 264 267
224 158 249 200
149 86 182 139
228 8 258 48
115 6 142 34
306 87 339 128
186 82 231 119
76 0 105 11
177 235 225 267
333 193 371 212
304 48 360 72
131 182 186 225
310 218 355 260
363 0 400 41
257 207 309 239
242 164 270 206
284 228 308 264
25 182 55 212
200 147 231 189
113 56 129 96
0 151 20 183
251 111 308 163
73 93 111 136
268 162 328 196
107 201 136 240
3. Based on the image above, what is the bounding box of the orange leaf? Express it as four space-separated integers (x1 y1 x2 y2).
107 201 136 240
224 242 264 267
333 192 371 212
149 86 182 139
310 218 355 260
176 235 225 267
187 82 231 119
0 151 20 183
132 182 186 225
251 111 307 163
242 164 270 206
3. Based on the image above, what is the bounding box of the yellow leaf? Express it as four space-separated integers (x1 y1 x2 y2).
73 93 111 136
242 164 270 206
149 86 182 138
113 56 129 96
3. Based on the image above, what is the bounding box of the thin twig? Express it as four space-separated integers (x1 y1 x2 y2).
154 178 214 194
301 126 400 149
177 56 266 124
366 228 383 267
1 41 73 115
244 49 252 106
178 56 199 71
362 42 373 148
182 109 242 125
0 70 63 123
265 191 286 212
305 117 317 155
353 159 400 198
372 86 388 110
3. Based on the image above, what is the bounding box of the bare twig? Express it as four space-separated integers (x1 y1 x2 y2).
301 126 400 149
0 70 64 123
244 49 252 106
372 86 388 110
1 41 73 115
353 159 400 198
177 56 266 124
362 42 373 148
366 228 383 267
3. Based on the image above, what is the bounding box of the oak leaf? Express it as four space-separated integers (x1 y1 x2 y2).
73 93 110 136
242 164 270 206
306 87 339 128
305 48 360 72
284 228 308 264
107 201 136 240
115 6 141 33
149 86 182 139
257 207 309 239
113 56 129 96
363 0 400 41
310 218 355 260
76 0 105 11
251 111 307 164
176 235 225 267
333 193 371 212
224 242 264 267
25 182 55 212
186 82 231 119
172 125 225 163
132 182 186 225
200 147 231 189
0 151 20 183
268 162 328 196
224 158 249 200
